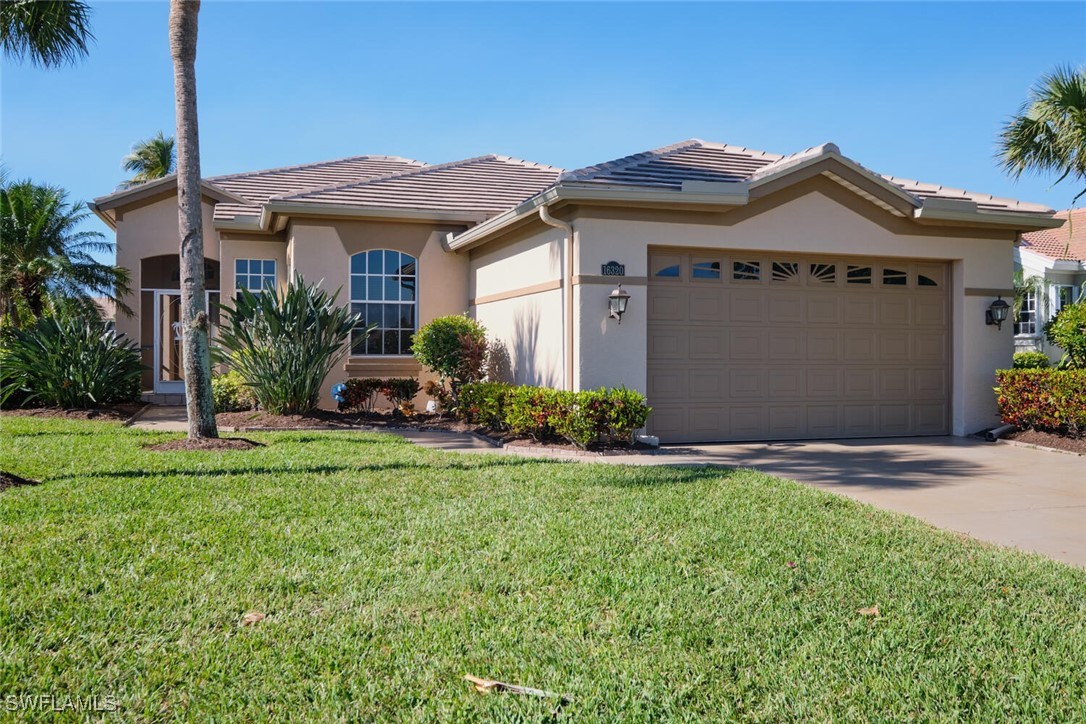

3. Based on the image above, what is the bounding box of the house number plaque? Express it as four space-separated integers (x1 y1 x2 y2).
600 260 626 276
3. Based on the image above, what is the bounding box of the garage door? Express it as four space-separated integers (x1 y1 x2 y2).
647 251 949 443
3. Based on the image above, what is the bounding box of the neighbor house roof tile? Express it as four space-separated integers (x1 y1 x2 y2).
1020 209 1085 261
274 155 564 215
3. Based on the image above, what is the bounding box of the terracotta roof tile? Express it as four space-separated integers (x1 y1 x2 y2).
1020 209 1086 261
275 156 563 215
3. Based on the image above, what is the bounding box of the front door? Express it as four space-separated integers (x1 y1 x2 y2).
153 291 220 394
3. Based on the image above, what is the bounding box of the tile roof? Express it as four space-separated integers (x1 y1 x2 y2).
1020 209 1085 261
561 139 1052 214
274 155 564 215
209 155 427 223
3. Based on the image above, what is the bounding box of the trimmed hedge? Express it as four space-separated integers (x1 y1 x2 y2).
1012 351 1050 370
995 369 1086 437
458 382 651 449
212 370 255 412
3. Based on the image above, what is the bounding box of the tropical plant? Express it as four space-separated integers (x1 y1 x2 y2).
411 314 488 397
381 378 421 415
1044 300 1086 368
122 132 176 186
169 0 216 438
1 315 141 409
211 370 255 413
0 0 93 67
213 275 365 415
338 378 383 414
0 180 131 328
1012 269 1048 322
999 65 1086 208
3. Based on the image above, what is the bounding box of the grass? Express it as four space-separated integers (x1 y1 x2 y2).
1 417 1084 721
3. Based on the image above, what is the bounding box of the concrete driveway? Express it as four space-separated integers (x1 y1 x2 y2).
625 437 1085 568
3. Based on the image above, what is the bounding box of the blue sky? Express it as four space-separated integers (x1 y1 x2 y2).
3 1 1085 257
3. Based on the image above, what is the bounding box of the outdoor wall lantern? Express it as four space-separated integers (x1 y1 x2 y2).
608 284 630 323
986 297 1010 330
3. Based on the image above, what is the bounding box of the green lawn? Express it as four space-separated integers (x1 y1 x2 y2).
2 417 1084 721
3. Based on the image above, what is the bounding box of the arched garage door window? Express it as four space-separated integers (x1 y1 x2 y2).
349 250 417 355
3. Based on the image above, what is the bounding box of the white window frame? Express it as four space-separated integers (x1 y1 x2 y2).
1052 284 1077 315
1014 290 1038 337
235 258 277 294
349 249 418 356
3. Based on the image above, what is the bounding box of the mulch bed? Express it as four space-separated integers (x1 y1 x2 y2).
1 470 41 492
145 437 264 452
0 403 145 422
1003 428 1086 455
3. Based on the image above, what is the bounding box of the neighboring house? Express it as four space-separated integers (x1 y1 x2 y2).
91 139 1060 443
1014 208 1085 361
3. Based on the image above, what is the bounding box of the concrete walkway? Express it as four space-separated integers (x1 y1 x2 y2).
128 404 188 432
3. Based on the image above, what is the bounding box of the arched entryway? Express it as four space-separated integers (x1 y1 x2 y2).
139 255 220 393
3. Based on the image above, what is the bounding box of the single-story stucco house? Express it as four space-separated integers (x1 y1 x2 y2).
1014 208 1085 362
90 138 1063 443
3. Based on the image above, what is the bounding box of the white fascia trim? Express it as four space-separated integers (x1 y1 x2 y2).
447 183 751 251
749 149 922 210
213 217 264 232
913 205 1064 230
262 202 488 227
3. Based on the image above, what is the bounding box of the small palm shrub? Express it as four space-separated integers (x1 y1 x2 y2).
214 275 364 415
1 315 141 408
1012 351 1050 369
211 370 255 412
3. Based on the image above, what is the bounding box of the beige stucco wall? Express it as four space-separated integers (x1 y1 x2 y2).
113 195 219 388
220 238 289 299
287 218 470 408
468 225 567 388
570 189 1018 436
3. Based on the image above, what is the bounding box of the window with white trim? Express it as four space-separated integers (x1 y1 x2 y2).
1014 290 1038 336
349 249 417 355
1054 285 1077 314
235 259 276 293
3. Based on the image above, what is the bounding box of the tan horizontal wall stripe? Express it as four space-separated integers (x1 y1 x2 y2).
965 288 1015 297
471 279 562 306
572 275 648 286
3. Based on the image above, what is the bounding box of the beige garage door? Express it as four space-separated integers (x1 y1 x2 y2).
647 251 949 443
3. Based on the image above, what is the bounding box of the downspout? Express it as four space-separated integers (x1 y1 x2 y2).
538 205 575 391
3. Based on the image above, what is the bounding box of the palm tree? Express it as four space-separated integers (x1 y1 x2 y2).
999 65 1086 205
0 180 132 328
0 0 93 67
170 0 217 439
122 132 176 186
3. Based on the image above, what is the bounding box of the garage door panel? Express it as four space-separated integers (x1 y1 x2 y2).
648 251 948 442
729 329 764 360
807 330 839 360
728 291 765 323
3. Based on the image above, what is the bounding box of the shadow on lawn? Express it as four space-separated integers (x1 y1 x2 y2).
52 456 549 483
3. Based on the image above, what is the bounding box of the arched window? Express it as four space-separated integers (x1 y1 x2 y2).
349 249 417 355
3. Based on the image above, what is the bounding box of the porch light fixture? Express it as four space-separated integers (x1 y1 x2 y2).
986 297 1010 330
608 284 630 323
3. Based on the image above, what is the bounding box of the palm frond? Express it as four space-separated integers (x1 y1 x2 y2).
122 132 176 184
0 0 93 67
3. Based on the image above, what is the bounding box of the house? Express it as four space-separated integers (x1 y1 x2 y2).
90 139 1061 443
1014 208 1085 361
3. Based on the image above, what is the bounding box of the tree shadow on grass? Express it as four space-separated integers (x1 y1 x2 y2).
51 456 551 483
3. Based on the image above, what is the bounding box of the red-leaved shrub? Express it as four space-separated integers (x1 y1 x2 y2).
995 369 1086 437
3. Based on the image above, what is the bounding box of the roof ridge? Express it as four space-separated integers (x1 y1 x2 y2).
272 154 559 202
209 154 427 183
881 174 1053 212
560 139 705 182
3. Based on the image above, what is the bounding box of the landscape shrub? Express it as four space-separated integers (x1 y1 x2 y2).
1043 300 1086 368
1012 351 1050 369
381 378 421 413
995 368 1086 436
457 381 514 428
467 384 652 448
338 378 383 413
214 275 364 415
212 370 255 412
423 379 452 414
0 315 141 408
412 314 488 397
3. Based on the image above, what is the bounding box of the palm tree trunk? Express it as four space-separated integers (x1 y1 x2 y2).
169 0 217 439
